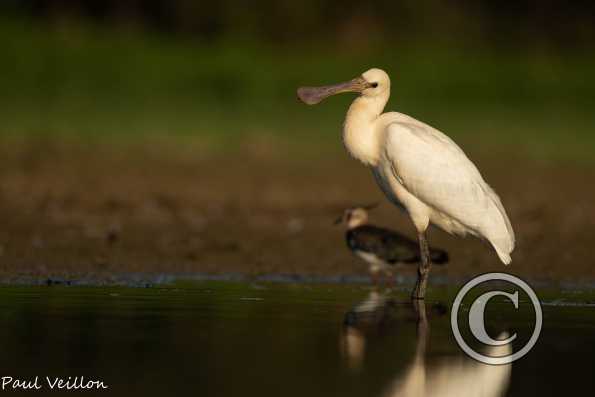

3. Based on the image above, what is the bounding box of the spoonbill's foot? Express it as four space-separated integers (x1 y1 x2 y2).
411 232 432 300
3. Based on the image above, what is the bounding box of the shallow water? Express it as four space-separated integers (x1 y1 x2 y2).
0 282 594 396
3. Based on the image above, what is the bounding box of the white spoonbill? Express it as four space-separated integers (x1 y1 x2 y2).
297 68 515 299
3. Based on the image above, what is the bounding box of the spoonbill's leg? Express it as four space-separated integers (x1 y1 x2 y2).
411 232 432 300
412 299 428 351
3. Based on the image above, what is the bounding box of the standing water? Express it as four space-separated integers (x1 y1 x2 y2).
0 281 594 396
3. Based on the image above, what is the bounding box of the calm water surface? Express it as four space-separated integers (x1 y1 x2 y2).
0 281 594 396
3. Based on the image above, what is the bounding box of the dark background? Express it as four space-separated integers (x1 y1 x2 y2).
0 1 593 282
5 1 595 48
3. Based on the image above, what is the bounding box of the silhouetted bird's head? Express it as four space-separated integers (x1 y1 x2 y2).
335 207 370 229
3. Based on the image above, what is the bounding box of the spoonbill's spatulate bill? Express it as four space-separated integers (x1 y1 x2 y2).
298 68 515 299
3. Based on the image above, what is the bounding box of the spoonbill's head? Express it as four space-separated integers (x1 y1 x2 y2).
335 205 376 229
297 68 390 105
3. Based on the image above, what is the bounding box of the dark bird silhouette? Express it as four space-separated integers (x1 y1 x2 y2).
336 207 449 286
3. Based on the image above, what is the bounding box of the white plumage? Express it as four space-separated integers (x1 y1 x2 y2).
298 68 515 298
377 116 515 264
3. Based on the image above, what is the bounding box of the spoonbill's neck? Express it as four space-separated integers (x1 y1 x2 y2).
342 94 389 167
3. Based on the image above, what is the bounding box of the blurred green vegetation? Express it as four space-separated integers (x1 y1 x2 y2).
2 18 594 163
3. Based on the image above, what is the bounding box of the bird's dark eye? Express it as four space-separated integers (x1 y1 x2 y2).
371 82 378 88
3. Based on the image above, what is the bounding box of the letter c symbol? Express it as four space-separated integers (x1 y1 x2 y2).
468 290 518 346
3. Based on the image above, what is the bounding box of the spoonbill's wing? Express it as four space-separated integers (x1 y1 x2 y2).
384 120 514 264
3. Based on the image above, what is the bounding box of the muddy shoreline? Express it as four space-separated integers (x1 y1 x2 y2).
1 139 594 283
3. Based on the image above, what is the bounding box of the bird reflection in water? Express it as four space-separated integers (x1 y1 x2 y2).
339 289 395 370
340 291 511 397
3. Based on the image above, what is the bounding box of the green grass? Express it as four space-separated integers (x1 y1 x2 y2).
2 18 595 163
